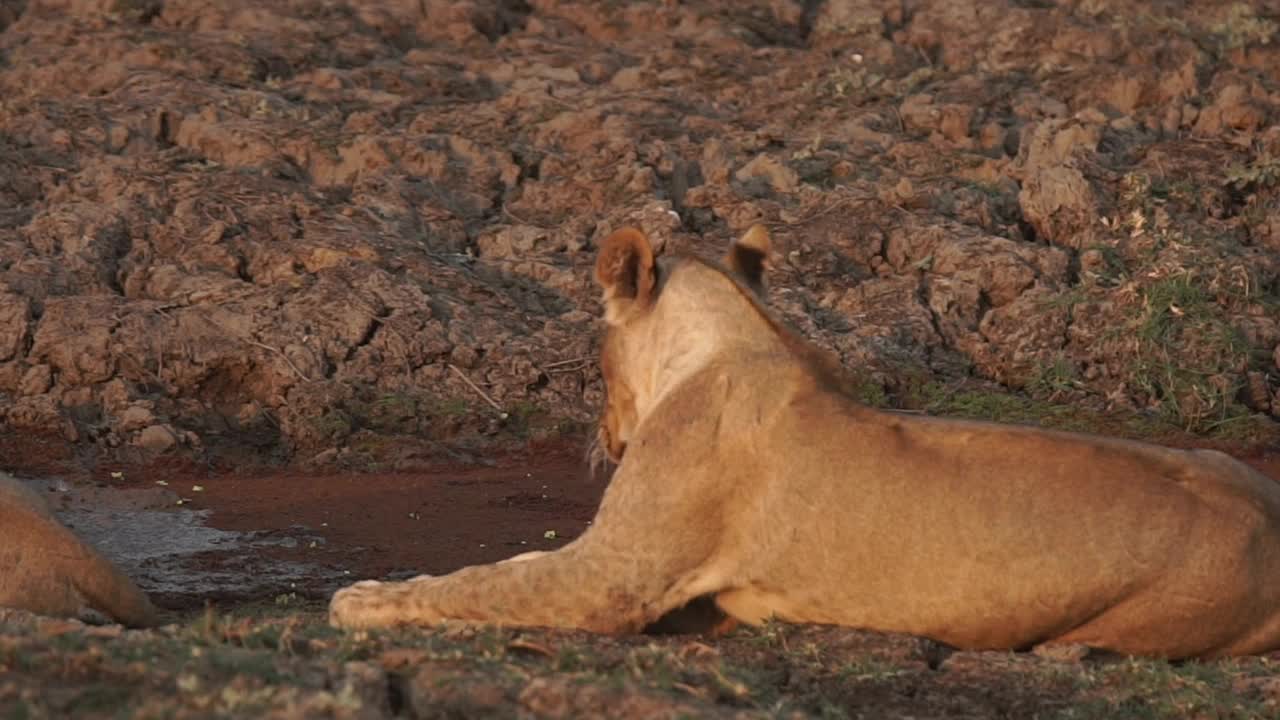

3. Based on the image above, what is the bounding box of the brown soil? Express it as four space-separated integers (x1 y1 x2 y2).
0 0 1278 470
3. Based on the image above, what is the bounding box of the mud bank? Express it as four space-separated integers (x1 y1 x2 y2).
0 0 1277 470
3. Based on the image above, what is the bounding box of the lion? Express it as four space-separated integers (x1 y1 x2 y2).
329 224 1280 660
0 473 159 628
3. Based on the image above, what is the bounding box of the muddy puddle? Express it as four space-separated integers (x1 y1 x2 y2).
18 445 602 613
31 476 343 609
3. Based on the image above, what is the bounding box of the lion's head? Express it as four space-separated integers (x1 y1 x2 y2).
587 224 772 471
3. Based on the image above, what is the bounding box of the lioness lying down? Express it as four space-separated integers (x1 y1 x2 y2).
0 474 158 628
330 225 1280 659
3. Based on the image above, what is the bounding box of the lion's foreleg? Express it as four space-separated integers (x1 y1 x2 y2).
328 542 664 634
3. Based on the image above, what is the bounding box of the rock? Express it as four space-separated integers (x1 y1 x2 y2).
117 404 156 432
100 379 132 414
134 424 177 452
22 204 130 294
27 298 118 386
1193 84 1268 136
1241 372 1271 414
1079 248 1106 275
474 225 551 261
770 0 803 27
1017 119 1101 168
307 448 340 467
898 0 1038 73
609 66 647 91
1018 164 1100 248
60 385 93 408
18 364 52 396
975 288 1073 385
1008 119 1111 249
4 396 66 436
735 154 799 194
809 0 884 43
900 93 940 133
0 293 31 362
899 94 974 143
1015 120 1106 249
938 104 975 143
450 345 480 369
0 362 20 393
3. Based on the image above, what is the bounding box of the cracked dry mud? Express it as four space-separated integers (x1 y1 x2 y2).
3 0 1280 718
1 0 1278 469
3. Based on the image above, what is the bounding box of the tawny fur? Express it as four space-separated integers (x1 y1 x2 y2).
0 474 159 628
330 225 1280 660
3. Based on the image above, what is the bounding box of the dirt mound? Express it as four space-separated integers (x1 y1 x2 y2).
1 0 1278 467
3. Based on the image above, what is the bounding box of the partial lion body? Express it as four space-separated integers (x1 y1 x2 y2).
0 474 158 628
666 361 1280 657
329 226 1280 660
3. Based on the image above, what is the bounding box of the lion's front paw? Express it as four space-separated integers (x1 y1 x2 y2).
329 580 434 630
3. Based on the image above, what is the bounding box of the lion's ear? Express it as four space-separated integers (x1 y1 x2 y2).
726 224 771 296
594 227 656 324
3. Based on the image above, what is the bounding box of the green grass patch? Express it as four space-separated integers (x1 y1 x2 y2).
1068 658 1272 719
1130 275 1257 432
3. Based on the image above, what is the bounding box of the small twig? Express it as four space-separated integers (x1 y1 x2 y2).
915 44 934 68
448 364 508 418
542 357 592 375
248 341 314 382
782 194 872 226
506 638 554 657
543 357 589 369
673 682 710 700
258 408 281 429
545 362 591 374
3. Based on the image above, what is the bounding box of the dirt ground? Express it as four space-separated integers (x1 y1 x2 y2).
1 0 1279 467
4 0 1280 717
